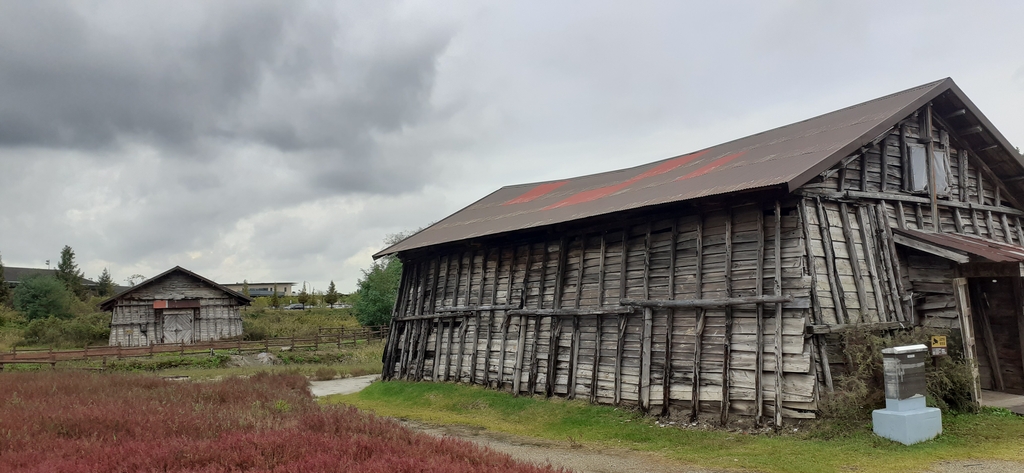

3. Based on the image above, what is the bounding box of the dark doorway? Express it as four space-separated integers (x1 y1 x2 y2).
970 277 1024 394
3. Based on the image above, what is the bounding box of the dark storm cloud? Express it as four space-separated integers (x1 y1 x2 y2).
0 1 451 195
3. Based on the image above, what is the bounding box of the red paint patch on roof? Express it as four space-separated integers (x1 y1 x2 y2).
674 151 746 181
544 150 710 210
502 181 569 205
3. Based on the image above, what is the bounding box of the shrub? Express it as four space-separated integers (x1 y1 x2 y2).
353 258 402 326
0 372 559 472
12 276 73 320
313 367 338 380
19 312 110 348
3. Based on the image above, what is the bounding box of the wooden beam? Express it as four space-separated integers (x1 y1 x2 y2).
839 203 869 323
806 321 908 335
880 137 889 192
619 295 794 309
1002 214 1013 244
773 201 784 428
815 198 848 324
469 250 485 384
432 317 444 381
497 248 515 389
569 236 585 399
545 316 562 397
513 245 532 396
925 104 940 232
799 200 825 325
435 304 521 313
614 314 627 405
452 251 467 382
509 307 636 316
593 233 608 404
528 242 547 394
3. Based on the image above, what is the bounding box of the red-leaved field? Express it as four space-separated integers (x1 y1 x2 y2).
0 372 562 473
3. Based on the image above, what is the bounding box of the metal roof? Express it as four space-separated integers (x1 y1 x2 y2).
3 266 97 285
893 228 1024 263
377 78 1022 257
99 266 252 311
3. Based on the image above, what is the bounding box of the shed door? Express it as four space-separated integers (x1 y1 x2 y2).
162 309 194 344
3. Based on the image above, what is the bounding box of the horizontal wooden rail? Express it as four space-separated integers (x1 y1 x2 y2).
619 295 794 309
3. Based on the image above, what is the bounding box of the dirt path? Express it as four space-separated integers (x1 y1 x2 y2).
401 420 717 473
308 374 379 397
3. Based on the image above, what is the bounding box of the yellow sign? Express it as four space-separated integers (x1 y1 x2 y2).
931 335 947 348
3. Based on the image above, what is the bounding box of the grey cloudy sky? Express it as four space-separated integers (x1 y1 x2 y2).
1 1 1022 293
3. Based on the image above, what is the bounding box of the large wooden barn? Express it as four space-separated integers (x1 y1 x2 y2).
377 78 1024 425
101 266 250 346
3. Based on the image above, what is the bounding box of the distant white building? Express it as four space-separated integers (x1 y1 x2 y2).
222 281 295 297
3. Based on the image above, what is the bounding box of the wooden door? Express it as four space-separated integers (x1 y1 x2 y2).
162 309 194 344
970 278 1024 394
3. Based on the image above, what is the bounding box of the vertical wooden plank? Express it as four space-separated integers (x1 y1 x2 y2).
662 221 678 416
452 251 467 382
986 211 996 240
896 201 908 230
996 186 1002 208
528 243 548 394
773 201 784 428
473 249 489 385
857 206 888 321
513 245 532 395
720 209 733 425
839 202 869 323
569 237 585 399
958 150 968 203
1001 214 1013 244
641 224 653 412
971 208 983 236
615 230 628 405
860 152 868 191
953 278 982 401
546 237 569 397
1016 218 1024 247
593 234 608 403
978 166 985 205
914 203 925 230
816 198 848 324
497 247 513 388
953 207 965 234
432 317 444 381
838 167 847 192
924 105 939 232
690 214 705 421
754 206 765 424
900 124 911 192
880 137 889 192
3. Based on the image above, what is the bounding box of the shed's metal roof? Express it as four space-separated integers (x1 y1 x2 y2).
378 78 1021 257
894 228 1024 263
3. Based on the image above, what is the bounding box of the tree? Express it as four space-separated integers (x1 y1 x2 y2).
297 284 310 307
270 284 280 308
242 279 250 297
125 274 145 287
96 268 114 297
353 257 402 326
13 276 73 320
0 252 11 307
324 281 339 306
56 245 85 299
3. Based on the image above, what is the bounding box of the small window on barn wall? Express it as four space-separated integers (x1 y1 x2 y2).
906 142 952 195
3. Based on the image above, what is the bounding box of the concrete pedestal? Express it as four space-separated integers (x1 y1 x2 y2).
872 396 942 445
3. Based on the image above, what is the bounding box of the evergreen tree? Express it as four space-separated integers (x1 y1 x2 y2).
56 245 85 299
270 284 280 308
96 267 114 297
13 276 73 320
297 284 310 307
242 279 250 297
0 252 11 307
324 280 339 306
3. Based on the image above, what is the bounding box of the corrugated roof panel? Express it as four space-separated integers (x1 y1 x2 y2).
377 79 955 257
894 229 1024 263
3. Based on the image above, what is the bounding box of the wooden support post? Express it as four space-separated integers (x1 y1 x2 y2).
1016 217 1024 246
986 211 996 240
971 208 983 236
896 201 908 230
662 221 678 416
471 250 487 385
799 200 824 325
614 314 627 406
493 248 506 388
754 206 765 424
856 206 888 320
451 251 466 381
978 166 985 205
432 317 444 381
875 204 910 322
1001 214 1013 244
545 237 569 397
720 210 733 426
815 198 848 324
545 316 561 397
690 214 704 421
924 105 940 232
641 224 653 412
860 152 868 191
914 203 925 230
773 201 785 428
958 150 968 202
839 203 869 323
513 315 529 395
953 207 965 234
900 124 910 192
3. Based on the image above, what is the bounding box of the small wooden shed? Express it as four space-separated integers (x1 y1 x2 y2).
101 266 251 347
376 78 1024 426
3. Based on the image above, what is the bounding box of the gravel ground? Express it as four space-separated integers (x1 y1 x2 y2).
308 374 379 397
925 460 1024 473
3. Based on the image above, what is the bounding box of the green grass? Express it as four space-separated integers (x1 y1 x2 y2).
241 307 361 339
328 381 1024 473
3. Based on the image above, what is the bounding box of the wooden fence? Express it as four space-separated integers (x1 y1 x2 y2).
0 326 388 369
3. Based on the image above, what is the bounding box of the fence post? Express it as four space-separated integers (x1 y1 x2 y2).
180 341 184 356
